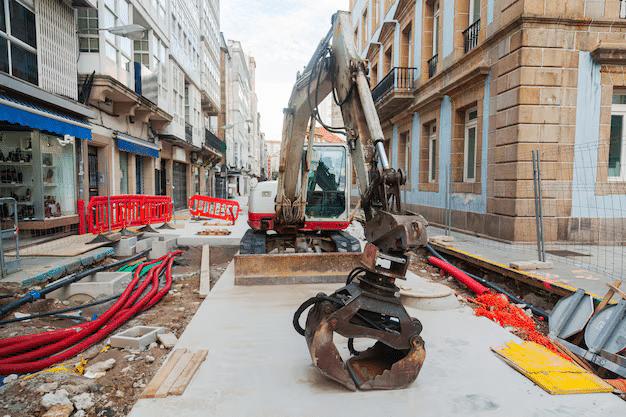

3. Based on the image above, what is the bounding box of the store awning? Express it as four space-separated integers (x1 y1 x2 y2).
0 94 92 140
116 132 160 158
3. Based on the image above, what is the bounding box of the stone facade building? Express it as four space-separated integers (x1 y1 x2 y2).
351 0 626 243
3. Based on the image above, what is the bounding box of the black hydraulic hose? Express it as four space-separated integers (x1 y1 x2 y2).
0 248 151 319
0 293 121 326
425 244 549 320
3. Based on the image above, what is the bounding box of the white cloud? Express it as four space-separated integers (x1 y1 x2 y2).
221 0 349 142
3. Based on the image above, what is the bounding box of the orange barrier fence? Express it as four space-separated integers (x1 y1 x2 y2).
86 195 173 234
188 195 240 223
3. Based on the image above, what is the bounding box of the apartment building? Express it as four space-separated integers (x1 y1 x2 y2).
77 0 221 210
218 37 261 197
351 0 626 243
0 0 95 236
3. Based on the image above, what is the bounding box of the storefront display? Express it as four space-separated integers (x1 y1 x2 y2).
0 130 76 222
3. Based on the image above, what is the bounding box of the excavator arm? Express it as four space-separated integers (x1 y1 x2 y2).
290 11 428 391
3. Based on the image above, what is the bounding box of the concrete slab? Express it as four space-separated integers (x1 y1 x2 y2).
113 236 137 257
128 261 624 417
45 271 133 301
1 247 115 287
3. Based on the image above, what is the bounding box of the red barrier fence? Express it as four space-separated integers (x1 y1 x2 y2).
188 195 240 223
86 195 173 234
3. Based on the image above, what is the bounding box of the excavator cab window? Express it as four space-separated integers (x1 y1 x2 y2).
305 146 346 218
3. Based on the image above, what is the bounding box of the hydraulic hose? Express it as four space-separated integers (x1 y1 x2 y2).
425 244 549 320
0 248 152 319
0 252 181 375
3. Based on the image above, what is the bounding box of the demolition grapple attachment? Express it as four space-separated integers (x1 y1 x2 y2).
293 243 426 391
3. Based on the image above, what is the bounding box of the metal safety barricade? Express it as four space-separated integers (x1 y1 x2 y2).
188 195 240 223
86 195 173 234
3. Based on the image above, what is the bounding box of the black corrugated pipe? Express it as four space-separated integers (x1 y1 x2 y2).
0 249 151 319
425 244 549 320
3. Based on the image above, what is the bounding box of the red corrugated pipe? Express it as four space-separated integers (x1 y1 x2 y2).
0 251 181 375
427 256 489 295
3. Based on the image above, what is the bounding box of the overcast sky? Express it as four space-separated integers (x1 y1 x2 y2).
220 0 349 142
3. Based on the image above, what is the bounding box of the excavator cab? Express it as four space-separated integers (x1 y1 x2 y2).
305 144 348 220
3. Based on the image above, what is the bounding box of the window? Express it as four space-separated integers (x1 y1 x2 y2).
464 107 478 182
609 94 626 179
372 0 379 36
134 39 149 67
398 131 411 187
621 0 626 18
401 23 412 68
428 123 437 183
433 1 440 57
104 0 131 82
469 0 480 24
361 8 368 52
78 9 99 52
0 0 37 85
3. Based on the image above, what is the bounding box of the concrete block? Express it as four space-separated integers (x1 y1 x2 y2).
110 326 165 349
113 237 137 257
148 237 177 260
65 260 82 275
533 261 553 270
45 271 133 301
510 261 537 270
157 332 179 348
136 237 157 253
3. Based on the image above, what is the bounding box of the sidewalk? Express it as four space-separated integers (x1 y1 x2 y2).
427 225 623 299
128 250 624 417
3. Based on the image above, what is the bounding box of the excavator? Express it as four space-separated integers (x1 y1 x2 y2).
243 11 429 391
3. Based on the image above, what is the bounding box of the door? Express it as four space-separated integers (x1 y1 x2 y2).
87 146 99 198
172 161 187 210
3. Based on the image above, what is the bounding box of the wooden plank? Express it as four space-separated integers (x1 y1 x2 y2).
595 281 622 314
606 283 626 300
140 348 187 398
154 352 195 398
198 245 211 298
169 350 209 396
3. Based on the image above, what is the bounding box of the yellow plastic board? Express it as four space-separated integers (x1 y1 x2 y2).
491 341 614 395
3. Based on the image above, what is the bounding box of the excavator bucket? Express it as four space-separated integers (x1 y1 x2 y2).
301 283 426 391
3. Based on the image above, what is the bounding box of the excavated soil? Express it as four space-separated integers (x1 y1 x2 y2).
0 245 239 417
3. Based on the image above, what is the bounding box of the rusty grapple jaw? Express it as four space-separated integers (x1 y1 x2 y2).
294 279 426 391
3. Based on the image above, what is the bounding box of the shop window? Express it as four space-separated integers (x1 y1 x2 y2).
609 93 626 180
464 107 478 182
0 0 37 85
0 131 76 221
428 123 437 183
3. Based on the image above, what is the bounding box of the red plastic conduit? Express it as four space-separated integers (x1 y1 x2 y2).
427 256 489 295
0 251 181 375
0 255 169 356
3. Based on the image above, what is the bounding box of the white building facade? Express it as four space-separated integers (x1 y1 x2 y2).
76 0 222 210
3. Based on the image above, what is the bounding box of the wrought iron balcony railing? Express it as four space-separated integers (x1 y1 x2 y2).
185 123 193 143
371 67 417 104
463 19 481 53
205 129 224 154
428 54 438 79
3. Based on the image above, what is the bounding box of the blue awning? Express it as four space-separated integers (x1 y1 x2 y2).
116 132 160 158
0 94 92 140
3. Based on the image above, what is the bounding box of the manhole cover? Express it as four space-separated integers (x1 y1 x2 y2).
546 250 590 257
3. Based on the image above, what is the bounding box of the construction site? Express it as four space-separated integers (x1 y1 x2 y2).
2 2 626 416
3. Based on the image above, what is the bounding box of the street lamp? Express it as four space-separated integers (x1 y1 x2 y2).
78 24 148 40
219 119 253 130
